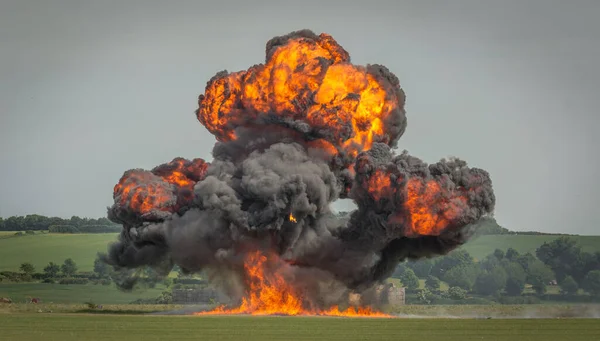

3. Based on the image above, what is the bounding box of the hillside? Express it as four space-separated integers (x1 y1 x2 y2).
462 234 600 260
1 233 599 273
0 233 117 272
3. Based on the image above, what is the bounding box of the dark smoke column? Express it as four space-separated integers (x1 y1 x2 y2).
101 30 495 302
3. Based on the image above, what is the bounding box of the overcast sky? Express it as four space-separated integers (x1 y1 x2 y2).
1 0 598 235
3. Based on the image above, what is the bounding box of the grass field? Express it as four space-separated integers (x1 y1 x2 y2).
0 314 598 341
0 283 167 304
463 235 600 260
0 233 117 272
1 233 599 273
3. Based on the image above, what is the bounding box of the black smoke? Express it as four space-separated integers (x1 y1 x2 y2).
100 30 495 305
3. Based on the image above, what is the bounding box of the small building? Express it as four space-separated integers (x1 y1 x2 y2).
349 283 405 307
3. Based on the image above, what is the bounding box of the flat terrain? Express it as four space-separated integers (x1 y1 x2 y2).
0 314 598 341
0 233 117 271
0 283 167 304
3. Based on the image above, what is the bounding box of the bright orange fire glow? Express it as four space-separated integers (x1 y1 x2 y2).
197 33 402 157
404 178 468 236
194 251 393 318
113 172 175 215
366 170 395 202
289 214 297 223
113 158 209 215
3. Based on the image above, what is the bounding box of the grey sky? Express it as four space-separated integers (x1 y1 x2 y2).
1 0 598 235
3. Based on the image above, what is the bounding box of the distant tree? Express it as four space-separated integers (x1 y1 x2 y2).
43 262 60 278
425 275 441 291
400 268 420 292
479 254 501 273
505 248 520 261
442 264 478 291
493 249 505 260
392 263 408 279
515 253 537 272
560 276 579 296
408 259 433 278
447 286 467 300
93 258 110 278
19 262 35 276
431 250 474 278
582 270 600 297
503 261 527 296
474 269 507 296
61 258 78 277
536 237 588 283
526 260 554 295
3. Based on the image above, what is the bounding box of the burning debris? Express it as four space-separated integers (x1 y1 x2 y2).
101 29 495 317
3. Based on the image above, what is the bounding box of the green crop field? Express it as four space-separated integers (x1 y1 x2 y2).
1 233 599 273
0 233 118 272
0 314 598 341
0 283 167 304
462 235 600 260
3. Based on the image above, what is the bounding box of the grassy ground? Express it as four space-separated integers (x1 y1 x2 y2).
462 235 600 260
0 283 167 304
0 314 598 341
1 233 599 272
0 233 117 272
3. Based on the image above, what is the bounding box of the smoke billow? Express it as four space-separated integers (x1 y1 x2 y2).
100 29 495 310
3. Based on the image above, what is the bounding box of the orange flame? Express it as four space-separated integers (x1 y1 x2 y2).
404 179 469 236
197 33 403 157
194 251 392 318
113 158 209 215
113 172 175 215
366 170 395 202
289 214 297 223
365 171 470 236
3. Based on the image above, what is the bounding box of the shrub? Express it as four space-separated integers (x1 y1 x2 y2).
447 286 467 300
59 277 89 285
42 278 55 284
77 225 121 233
560 276 579 295
400 269 420 292
32 273 48 280
583 270 600 297
73 272 97 279
48 225 80 233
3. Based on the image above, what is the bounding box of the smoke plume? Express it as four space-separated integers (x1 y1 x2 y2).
101 29 495 311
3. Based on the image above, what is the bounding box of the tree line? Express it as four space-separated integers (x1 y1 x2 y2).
0 214 120 233
393 236 600 304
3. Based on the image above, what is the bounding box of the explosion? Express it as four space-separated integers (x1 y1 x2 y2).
102 30 495 317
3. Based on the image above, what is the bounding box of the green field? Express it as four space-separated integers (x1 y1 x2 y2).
2 233 599 273
0 314 598 341
0 233 117 272
463 235 600 260
0 283 167 304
